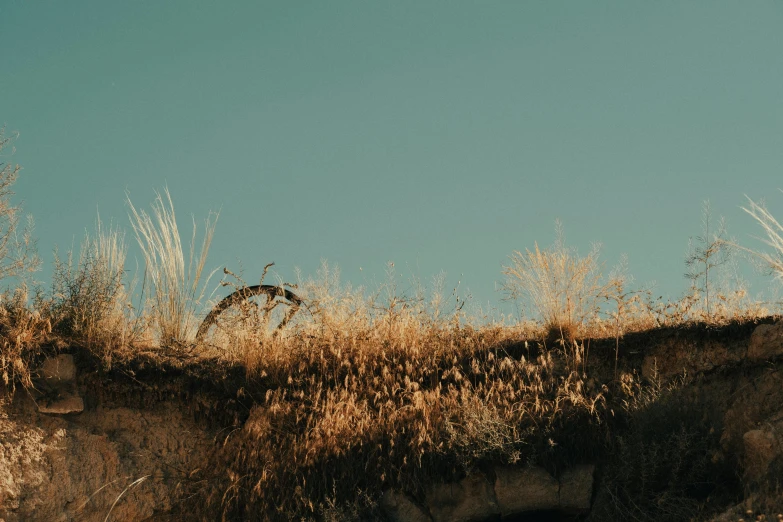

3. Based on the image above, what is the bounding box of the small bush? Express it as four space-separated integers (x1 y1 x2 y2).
49 217 137 355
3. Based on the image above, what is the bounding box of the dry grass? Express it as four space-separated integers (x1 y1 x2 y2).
192 261 645 518
502 220 621 343
0 128 44 390
3 171 783 519
49 217 140 357
127 188 218 347
0 285 50 391
199 264 747 520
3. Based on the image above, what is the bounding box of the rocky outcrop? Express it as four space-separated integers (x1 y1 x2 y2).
0 389 213 521
743 428 781 483
494 465 558 516
0 396 213 521
426 473 499 522
748 323 783 361
380 490 432 522
39 354 78 382
382 465 594 522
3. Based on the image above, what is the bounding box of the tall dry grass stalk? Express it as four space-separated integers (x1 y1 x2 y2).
127 188 218 346
742 194 783 282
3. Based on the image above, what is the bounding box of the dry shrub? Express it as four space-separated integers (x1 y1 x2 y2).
0 127 40 282
49 217 139 357
502 221 619 342
0 286 50 391
0 128 44 391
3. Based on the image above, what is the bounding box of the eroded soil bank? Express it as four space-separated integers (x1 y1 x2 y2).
0 354 246 522
2 319 783 521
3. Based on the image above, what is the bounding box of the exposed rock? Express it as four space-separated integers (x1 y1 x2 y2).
721 374 783 462
35 356 83 416
39 355 76 382
743 427 782 483
426 473 498 522
418 465 596 521
380 490 431 522
37 394 84 415
494 466 559 516
748 323 783 361
559 465 594 512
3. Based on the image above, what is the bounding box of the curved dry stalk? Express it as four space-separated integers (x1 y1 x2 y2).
103 475 150 522
740 194 783 280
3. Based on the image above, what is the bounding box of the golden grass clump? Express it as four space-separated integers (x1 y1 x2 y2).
502 220 623 342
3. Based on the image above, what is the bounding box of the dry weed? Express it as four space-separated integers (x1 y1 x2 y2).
0 285 51 391
49 217 140 358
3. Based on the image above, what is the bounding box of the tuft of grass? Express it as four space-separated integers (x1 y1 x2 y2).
127 188 218 347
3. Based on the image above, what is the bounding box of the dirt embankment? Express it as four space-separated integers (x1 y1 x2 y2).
0 354 247 522
1 319 782 521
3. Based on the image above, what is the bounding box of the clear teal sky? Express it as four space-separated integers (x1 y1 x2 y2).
2 1 783 315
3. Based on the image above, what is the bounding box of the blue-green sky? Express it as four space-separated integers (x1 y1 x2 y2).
2 1 783 315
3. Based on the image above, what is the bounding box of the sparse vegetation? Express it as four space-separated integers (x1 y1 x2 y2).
685 200 731 321
3 141 783 520
742 193 783 282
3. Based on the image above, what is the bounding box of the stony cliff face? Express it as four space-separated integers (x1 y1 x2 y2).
1 320 782 521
